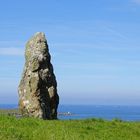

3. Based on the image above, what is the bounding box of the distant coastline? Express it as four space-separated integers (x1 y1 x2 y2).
0 104 140 121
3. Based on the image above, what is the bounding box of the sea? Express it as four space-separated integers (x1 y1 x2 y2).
0 104 140 121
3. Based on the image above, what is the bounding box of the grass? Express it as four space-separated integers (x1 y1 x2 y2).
0 114 140 140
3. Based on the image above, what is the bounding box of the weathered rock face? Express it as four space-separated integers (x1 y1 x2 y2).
18 32 59 119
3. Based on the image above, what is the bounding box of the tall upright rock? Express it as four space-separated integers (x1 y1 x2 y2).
18 32 59 119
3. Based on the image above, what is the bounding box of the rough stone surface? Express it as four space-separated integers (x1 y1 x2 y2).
18 32 59 119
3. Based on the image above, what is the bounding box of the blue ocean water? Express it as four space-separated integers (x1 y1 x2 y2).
0 104 18 109
58 105 140 121
0 104 140 121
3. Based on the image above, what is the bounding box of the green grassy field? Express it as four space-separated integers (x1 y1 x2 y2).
0 115 140 140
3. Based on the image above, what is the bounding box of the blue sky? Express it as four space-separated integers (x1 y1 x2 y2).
0 0 140 105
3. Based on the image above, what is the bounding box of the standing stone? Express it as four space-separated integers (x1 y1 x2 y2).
18 32 59 119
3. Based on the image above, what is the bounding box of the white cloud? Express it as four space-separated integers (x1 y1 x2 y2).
0 47 24 56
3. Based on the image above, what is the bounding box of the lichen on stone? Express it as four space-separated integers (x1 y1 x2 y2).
18 32 59 119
